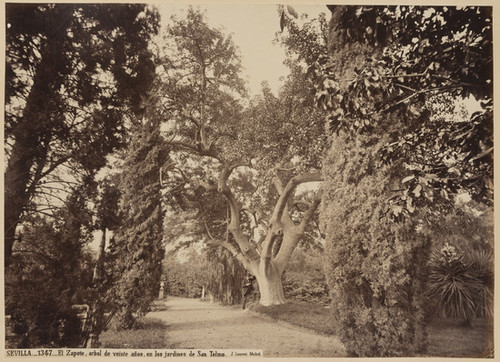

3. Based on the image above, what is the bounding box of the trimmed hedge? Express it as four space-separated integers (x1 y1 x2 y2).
321 133 431 356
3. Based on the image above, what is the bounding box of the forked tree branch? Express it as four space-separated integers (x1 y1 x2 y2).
270 172 323 225
193 164 260 264
298 197 321 232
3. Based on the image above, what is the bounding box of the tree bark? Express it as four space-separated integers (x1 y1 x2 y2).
4 138 34 265
4 82 52 266
255 260 286 306
4 10 72 266
94 228 107 282
202 172 322 306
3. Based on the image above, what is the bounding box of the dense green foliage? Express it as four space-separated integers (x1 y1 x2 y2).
4 4 162 345
6 190 95 347
108 115 169 329
282 248 329 305
321 134 430 356
315 5 493 357
317 6 493 208
4 4 160 265
162 251 207 298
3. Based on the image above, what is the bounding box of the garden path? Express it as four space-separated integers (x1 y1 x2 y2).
148 296 346 358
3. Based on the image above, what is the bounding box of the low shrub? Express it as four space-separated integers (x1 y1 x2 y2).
283 272 329 305
282 248 330 305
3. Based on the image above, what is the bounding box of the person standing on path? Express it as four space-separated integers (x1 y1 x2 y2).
241 274 256 309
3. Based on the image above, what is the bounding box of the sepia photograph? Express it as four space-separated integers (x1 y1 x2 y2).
3 2 494 358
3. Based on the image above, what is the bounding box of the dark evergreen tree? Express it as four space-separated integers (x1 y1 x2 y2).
108 114 169 329
4 4 160 266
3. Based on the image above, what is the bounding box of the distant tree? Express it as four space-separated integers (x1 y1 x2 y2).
94 178 121 281
162 184 248 305
196 191 247 305
4 4 160 266
162 250 208 298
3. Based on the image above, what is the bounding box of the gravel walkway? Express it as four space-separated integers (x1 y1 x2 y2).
147 296 346 358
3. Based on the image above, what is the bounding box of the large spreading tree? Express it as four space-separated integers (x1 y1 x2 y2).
156 8 327 305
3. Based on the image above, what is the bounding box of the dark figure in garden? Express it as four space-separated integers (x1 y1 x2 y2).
242 275 256 309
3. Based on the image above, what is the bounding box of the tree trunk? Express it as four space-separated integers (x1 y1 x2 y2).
4 24 70 266
255 261 286 306
95 228 106 282
4 90 50 264
4 116 40 266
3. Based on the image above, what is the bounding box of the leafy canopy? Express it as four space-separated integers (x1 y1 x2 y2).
314 6 492 218
4 4 160 263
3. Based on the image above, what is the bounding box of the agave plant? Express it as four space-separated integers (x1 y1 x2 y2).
427 243 486 325
466 248 494 318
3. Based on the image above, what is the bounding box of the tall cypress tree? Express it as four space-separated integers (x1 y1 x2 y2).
109 115 169 328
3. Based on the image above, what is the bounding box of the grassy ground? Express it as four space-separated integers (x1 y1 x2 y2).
251 301 336 335
98 317 167 349
426 317 494 357
250 300 493 357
